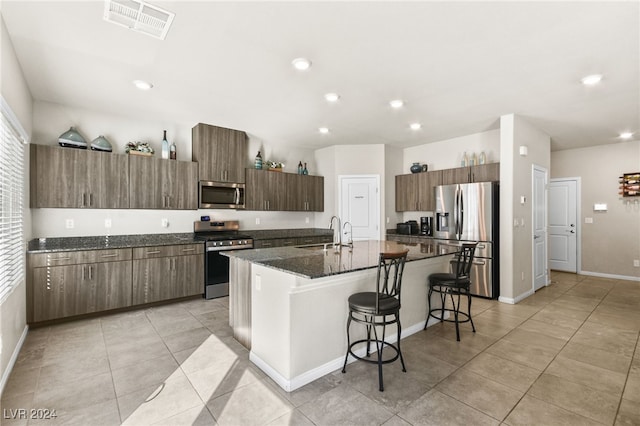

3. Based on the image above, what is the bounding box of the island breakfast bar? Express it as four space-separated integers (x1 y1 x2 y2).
224 239 461 391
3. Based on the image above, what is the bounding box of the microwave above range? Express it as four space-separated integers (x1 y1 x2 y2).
199 181 245 209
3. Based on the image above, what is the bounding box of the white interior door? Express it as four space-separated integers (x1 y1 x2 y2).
533 166 548 290
548 179 578 272
339 175 380 241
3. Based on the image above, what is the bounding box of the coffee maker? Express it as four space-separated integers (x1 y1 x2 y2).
420 216 433 236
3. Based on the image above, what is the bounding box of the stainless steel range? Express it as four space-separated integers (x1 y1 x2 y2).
194 220 253 299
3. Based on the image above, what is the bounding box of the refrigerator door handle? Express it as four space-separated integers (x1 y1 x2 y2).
459 188 464 239
453 186 459 237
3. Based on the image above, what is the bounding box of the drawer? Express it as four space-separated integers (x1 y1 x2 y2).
133 243 204 259
86 248 132 263
173 244 204 256
28 248 132 267
297 235 333 245
29 250 89 268
254 240 276 249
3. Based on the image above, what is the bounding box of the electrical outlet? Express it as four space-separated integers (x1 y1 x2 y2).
386 217 390 224
521 271 525 281
634 260 640 267
65 219 74 229
161 218 169 228
305 217 309 224
255 275 261 291
255 218 260 225
105 219 112 228
585 217 593 224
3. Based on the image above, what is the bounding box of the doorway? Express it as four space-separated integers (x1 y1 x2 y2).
339 175 380 241
532 165 548 291
548 178 579 273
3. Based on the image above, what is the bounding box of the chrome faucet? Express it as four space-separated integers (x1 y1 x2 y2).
343 221 353 247
329 215 342 248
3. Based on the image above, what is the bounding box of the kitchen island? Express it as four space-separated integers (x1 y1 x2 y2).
224 239 460 391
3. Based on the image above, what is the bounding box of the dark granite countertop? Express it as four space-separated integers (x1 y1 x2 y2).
224 239 460 279
27 233 201 253
27 228 335 253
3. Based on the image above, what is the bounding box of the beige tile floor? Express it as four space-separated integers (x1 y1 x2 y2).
2 271 639 425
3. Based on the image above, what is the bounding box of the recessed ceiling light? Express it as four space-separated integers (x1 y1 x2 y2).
324 93 340 102
133 80 153 90
620 132 634 139
318 127 329 134
410 123 422 130
390 99 404 109
292 58 312 71
581 74 603 85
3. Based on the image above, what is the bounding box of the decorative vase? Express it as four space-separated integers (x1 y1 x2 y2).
410 163 422 174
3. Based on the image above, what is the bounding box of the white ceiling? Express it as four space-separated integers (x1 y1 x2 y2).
1 1 638 151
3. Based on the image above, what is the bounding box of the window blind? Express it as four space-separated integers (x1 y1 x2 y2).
0 103 26 303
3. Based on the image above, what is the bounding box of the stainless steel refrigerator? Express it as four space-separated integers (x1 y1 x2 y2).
434 182 499 299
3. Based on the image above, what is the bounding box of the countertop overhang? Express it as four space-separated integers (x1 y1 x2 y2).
223 239 460 279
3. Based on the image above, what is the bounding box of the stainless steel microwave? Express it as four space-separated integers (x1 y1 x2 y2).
199 181 245 209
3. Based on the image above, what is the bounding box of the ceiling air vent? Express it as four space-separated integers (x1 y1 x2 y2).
104 0 175 40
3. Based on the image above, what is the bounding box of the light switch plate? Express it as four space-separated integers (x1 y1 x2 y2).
65 219 74 229
594 203 607 211
585 217 593 223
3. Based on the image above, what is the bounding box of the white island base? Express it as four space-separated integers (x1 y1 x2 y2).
249 255 452 392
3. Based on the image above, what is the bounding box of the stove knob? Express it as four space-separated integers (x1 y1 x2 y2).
212 242 217 247
230 241 234 245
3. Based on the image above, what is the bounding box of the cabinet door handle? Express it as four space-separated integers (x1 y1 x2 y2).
89 265 93 280
82 265 86 280
146 250 161 255
51 256 71 261
82 193 87 207
101 253 118 258
89 193 94 206
181 248 195 252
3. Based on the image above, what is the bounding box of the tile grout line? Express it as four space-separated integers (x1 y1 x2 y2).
502 277 626 425
99 316 123 424
612 318 640 425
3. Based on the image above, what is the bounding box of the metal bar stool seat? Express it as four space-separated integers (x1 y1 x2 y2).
342 250 408 392
424 243 478 341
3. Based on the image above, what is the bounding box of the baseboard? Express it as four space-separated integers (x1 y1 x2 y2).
498 288 534 305
251 319 434 392
0 325 29 397
579 270 640 282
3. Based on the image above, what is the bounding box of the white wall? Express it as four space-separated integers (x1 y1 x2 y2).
314 145 387 236
403 129 500 173
1 14 33 394
552 141 640 279
499 114 550 302
384 144 404 232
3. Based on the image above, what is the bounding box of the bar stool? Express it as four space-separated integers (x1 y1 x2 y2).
342 250 409 392
425 243 477 341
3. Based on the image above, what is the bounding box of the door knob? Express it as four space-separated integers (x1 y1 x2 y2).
570 230 575 233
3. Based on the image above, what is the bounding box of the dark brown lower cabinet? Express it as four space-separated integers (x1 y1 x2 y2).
28 244 204 323
132 244 204 304
31 260 132 322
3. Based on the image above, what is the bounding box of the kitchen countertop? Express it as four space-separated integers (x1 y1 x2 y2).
26 228 336 253
26 233 201 253
224 239 460 279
